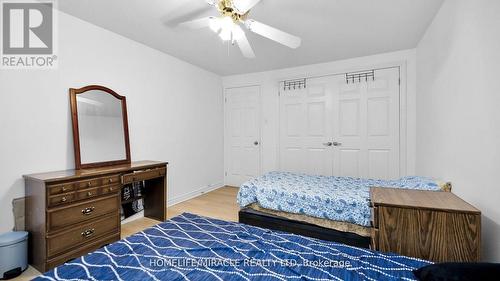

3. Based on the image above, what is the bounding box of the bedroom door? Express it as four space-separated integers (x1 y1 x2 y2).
279 67 400 179
225 86 261 186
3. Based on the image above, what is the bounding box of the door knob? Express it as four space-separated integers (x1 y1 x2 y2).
254 141 259 146
323 142 333 147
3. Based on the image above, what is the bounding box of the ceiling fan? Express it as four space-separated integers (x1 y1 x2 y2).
178 0 302 58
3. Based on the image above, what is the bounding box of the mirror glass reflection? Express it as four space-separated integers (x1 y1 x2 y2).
76 90 126 164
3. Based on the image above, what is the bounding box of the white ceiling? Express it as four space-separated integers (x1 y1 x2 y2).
58 0 443 75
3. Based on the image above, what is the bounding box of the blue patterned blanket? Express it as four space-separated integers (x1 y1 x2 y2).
238 172 442 227
36 213 430 281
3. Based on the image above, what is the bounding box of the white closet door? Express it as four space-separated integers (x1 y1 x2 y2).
279 77 333 176
279 67 400 179
332 68 400 179
225 86 261 186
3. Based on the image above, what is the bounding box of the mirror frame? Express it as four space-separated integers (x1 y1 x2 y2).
69 85 131 170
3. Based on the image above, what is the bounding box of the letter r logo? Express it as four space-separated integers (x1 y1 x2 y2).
2 2 53 54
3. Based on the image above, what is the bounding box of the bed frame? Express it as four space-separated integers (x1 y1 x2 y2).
239 207 371 248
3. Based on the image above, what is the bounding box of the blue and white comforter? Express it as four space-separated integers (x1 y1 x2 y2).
36 213 430 281
238 172 441 227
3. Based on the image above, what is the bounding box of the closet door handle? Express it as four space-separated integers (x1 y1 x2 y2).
323 142 333 147
332 142 342 147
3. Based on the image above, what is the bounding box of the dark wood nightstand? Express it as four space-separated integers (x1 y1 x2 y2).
370 187 481 262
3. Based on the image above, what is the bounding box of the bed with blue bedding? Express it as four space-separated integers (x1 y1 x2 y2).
35 213 430 281
237 172 443 235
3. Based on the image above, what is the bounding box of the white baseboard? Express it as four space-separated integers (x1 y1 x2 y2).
167 182 225 207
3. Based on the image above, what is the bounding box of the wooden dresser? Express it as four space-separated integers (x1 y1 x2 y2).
370 187 481 262
23 160 167 272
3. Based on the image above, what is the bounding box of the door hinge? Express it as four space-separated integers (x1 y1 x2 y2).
225 97 227 103
225 171 228 176
398 78 401 85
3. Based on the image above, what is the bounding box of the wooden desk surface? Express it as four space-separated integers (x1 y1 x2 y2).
23 160 168 183
370 187 480 214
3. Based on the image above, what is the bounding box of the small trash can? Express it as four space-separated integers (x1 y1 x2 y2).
0 231 28 280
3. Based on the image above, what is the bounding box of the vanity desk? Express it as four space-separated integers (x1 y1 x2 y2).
24 160 168 272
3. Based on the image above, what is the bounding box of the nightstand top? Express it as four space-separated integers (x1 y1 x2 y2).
370 187 480 214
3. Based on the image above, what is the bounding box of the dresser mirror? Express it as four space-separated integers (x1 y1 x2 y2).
70 85 131 169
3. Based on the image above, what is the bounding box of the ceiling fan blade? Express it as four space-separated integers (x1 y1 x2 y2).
205 0 217 6
233 27 256 58
178 17 214 29
163 6 214 27
245 19 301 49
233 0 262 14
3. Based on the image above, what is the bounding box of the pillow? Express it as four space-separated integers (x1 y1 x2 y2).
398 176 452 192
435 180 452 192
413 263 500 281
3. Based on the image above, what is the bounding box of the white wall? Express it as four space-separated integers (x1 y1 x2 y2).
0 11 224 233
223 49 417 176
416 0 500 261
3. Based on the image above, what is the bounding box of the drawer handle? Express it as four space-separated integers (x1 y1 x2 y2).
108 178 113 183
62 186 67 192
61 196 67 202
81 228 95 238
109 187 114 191
81 207 95 215
87 191 93 196
87 182 92 187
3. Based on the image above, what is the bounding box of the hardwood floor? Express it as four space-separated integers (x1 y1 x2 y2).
14 186 239 281
167 186 239 222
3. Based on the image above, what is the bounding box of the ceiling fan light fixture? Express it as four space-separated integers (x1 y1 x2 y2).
220 16 235 31
209 17 221 33
219 27 232 41
213 16 236 41
177 0 300 58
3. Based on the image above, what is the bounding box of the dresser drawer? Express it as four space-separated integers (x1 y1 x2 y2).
48 183 75 195
76 186 101 200
47 213 119 257
48 192 76 207
75 178 101 190
101 175 121 186
47 194 119 231
122 167 166 184
46 232 120 271
101 184 120 195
